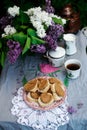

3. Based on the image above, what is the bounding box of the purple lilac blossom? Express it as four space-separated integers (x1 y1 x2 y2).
67 106 77 114
7 40 22 64
44 35 57 50
30 44 46 53
0 15 12 29
44 23 64 50
44 0 55 13
48 23 64 40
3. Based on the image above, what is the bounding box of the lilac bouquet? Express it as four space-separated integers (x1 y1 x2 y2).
0 0 66 65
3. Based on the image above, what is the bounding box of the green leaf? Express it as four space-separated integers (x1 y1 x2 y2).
13 11 29 27
22 37 31 55
12 32 27 45
48 73 54 77
27 28 37 37
2 35 12 40
31 36 45 44
20 25 28 30
22 76 28 86
0 52 5 67
52 17 63 25
20 10 29 24
64 76 69 87
44 24 48 30
54 70 61 73
0 41 2 49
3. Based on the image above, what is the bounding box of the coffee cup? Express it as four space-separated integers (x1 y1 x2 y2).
64 59 81 79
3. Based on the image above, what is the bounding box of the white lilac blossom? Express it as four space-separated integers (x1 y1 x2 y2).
41 11 52 26
61 18 66 25
0 2 66 65
25 7 66 39
7 5 20 17
2 34 7 37
49 13 66 25
30 16 46 38
2 25 16 37
25 7 52 38
25 7 41 16
36 27 46 38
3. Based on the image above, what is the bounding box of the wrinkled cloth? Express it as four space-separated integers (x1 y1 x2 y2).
0 121 33 130
0 120 87 130
0 30 87 130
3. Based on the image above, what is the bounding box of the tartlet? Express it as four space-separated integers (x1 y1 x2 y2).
24 79 38 92
26 91 40 102
38 78 50 93
38 93 54 107
23 77 66 108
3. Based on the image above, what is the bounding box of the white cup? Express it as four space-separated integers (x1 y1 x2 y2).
63 33 77 55
64 59 81 79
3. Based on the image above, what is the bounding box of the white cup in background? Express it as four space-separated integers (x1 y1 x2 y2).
63 33 77 55
64 59 81 79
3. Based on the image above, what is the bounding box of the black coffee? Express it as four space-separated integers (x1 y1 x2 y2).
66 63 80 70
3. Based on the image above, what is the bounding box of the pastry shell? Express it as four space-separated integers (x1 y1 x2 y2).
23 77 66 109
26 91 40 102
24 79 38 92
38 78 50 93
38 93 54 107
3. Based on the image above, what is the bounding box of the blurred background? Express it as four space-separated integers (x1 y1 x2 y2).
0 0 87 28
0 0 87 73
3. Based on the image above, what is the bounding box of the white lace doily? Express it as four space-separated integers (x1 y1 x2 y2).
11 87 69 130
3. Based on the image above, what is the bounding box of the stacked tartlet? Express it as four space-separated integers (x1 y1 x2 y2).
23 77 66 108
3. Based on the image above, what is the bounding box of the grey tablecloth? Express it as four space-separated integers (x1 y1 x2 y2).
0 30 87 130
